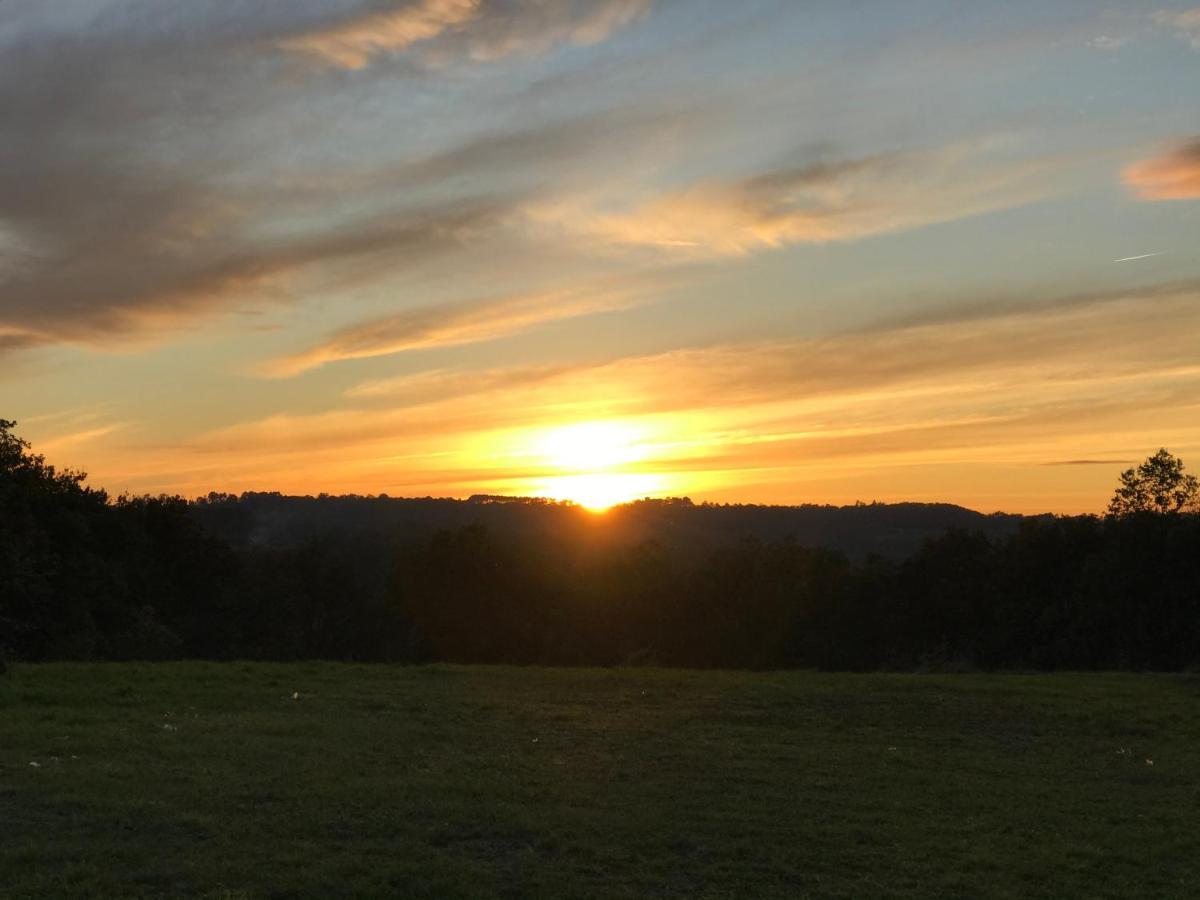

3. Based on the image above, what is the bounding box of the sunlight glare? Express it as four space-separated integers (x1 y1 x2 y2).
536 472 668 512
533 421 648 472
513 421 666 510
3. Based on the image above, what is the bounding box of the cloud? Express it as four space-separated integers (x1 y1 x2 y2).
346 362 572 401
0 3 665 352
277 0 481 69
0 13 389 345
276 0 651 69
36 423 128 456
1043 459 1135 466
264 278 651 376
14 3 1059 360
66 278 1200 509
1123 137 1200 200
1153 8 1200 48
534 140 1062 256
0 160 515 346
523 281 1200 419
457 0 650 61
388 97 709 190
241 279 1200 451
0 332 41 354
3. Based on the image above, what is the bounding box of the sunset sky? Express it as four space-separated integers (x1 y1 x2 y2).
2 0 1199 512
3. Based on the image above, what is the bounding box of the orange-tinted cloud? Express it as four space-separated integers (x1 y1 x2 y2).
263 280 649 377
200 280 1200 451
277 0 650 69
534 140 1061 256
76 279 1199 512
36 423 128 456
277 0 481 69
1123 138 1200 200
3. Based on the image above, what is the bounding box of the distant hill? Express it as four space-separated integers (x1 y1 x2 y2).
190 493 1032 559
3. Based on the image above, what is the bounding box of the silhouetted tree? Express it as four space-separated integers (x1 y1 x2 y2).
5 417 1200 671
1108 449 1199 516
1 419 112 658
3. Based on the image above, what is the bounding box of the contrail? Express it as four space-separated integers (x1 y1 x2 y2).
1114 252 1165 263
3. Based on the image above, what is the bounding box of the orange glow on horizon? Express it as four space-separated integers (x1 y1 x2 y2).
535 472 671 511
532 421 649 472
512 420 670 510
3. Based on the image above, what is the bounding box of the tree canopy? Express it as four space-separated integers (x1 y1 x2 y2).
1108 449 1199 516
3 419 1200 670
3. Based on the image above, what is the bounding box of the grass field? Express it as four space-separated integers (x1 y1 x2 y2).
2 664 1198 899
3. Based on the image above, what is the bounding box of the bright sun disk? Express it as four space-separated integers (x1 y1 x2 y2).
533 421 648 472
524 421 663 510
537 472 668 512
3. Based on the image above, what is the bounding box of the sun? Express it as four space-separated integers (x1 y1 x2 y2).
533 421 647 472
524 421 665 511
540 472 668 512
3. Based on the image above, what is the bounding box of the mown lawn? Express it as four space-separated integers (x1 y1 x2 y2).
1 663 1197 898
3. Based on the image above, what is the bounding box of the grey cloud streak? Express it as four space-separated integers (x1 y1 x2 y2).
0 1 656 352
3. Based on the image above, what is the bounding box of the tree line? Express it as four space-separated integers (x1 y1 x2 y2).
2 419 1197 670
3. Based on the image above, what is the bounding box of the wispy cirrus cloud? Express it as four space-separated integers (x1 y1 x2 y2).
410 279 1200 424
455 0 650 61
276 0 651 69
1123 137 1200 199
346 362 573 401
194 279 1200 457
263 276 657 376
1044 459 1135 466
276 0 481 69
533 140 1063 256
35 423 129 456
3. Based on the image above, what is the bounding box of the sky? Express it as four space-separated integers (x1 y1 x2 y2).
1 0 1198 513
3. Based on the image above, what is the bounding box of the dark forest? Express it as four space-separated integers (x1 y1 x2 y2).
3 420 1198 671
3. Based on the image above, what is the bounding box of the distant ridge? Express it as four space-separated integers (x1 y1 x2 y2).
191 493 1033 559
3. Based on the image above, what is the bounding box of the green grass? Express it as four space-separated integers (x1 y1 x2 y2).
2 664 1198 899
